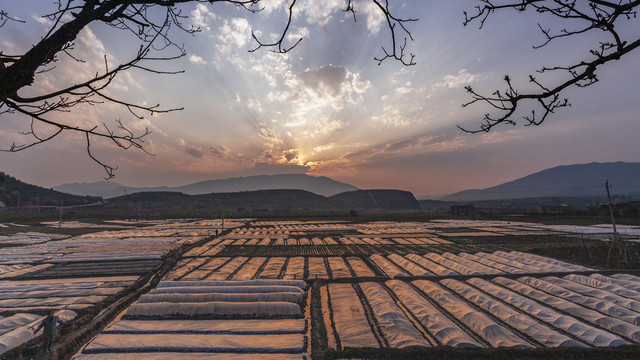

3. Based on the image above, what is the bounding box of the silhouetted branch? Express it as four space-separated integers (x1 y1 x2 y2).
460 0 640 132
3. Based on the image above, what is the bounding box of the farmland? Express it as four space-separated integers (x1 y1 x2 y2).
1 218 640 359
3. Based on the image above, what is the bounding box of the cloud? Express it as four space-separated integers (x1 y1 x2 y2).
434 69 480 89
191 4 216 31
296 65 348 98
209 144 229 157
177 139 203 159
189 54 207 64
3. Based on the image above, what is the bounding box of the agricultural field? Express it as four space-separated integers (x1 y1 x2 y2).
2 218 640 359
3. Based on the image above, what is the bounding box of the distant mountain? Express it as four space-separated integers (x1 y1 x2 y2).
441 162 640 202
54 174 359 198
86 189 421 217
0 172 100 208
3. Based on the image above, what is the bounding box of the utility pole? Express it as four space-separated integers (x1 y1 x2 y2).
606 180 618 239
58 200 63 229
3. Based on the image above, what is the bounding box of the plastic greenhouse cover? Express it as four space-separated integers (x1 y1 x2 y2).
473 252 544 273
423 253 481 276
405 254 458 276
104 319 305 334
385 280 481 348
440 278 585 348
491 251 570 273
158 280 306 289
441 253 503 275
327 257 351 278
458 253 524 274
327 283 379 349
612 273 640 284
521 276 640 326
82 333 304 353
549 276 640 313
125 301 301 317
512 251 593 272
232 257 267 280
567 274 640 299
470 277 628 347
283 257 305 280
360 282 430 348
308 257 328 279
0 287 122 300
0 295 106 308
347 258 376 277
413 280 532 348
0 313 42 335
152 285 304 295
369 254 409 278
138 292 303 304
494 277 640 343
73 353 305 360
0 316 42 355
207 257 249 280
387 254 433 276
0 264 53 279
593 274 640 292
258 257 286 279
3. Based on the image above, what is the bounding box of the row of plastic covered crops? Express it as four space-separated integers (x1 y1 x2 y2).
189 236 453 248
323 272 640 351
166 251 592 281
74 279 309 360
0 276 138 355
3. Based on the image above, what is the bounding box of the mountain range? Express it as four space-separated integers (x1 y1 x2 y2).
54 174 359 198
441 162 640 202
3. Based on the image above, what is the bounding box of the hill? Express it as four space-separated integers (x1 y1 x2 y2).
0 172 100 208
87 189 421 217
54 174 359 198
442 162 640 202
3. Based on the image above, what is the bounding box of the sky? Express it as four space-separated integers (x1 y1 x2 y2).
1 1 639 198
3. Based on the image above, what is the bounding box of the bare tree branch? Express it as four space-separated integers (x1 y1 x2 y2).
460 0 640 133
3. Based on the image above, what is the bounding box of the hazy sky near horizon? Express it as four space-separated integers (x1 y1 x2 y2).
1 1 639 198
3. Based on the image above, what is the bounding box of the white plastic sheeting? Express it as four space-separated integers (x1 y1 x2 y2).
0 286 122 299
520 276 640 326
491 251 571 273
385 280 481 348
514 251 593 272
359 282 430 348
0 295 106 308
423 253 481 276
138 292 303 304
346 258 375 277
152 285 304 295
405 254 458 276
387 254 433 276
472 252 543 273
207 257 248 280
83 333 304 353
258 257 286 279
469 277 627 347
308 257 328 279
566 274 640 299
231 257 266 280
104 319 305 334
494 277 640 343
74 353 305 360
327 257 352 278
413 280 532 348
157 280 306 289
546 276 640 313
441 253 503 275
369 255 409 278
327 283 379 348
594 274 640 292
125 301 301 317
458 253 525 274
283 257 305 280
440 278 585 348
0 309 76 355
0 313 41 335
